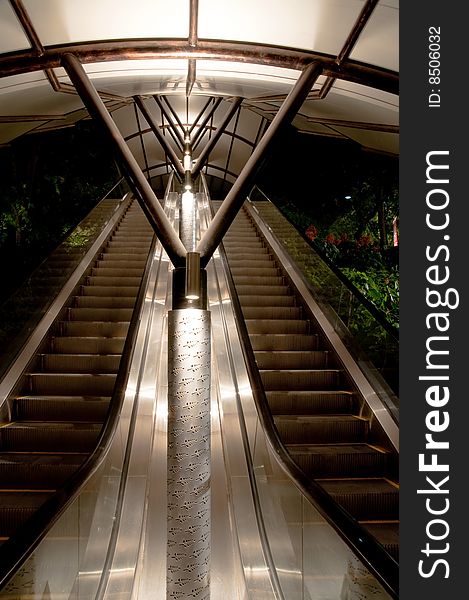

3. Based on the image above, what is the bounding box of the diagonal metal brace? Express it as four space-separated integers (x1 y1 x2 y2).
134 95 185 180
62 52 187 267
191 96 224 147
196 62 323 266
191 97 243 179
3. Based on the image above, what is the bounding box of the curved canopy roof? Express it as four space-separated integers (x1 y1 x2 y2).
0 0 398 184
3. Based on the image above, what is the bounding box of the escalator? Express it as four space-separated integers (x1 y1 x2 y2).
0 187 397 599
216 200 399 562
0 200 154 545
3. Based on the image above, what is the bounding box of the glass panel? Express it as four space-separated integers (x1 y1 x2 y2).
23 0 188 45
351 1 399 71
199 0 361 55
0 0 30 53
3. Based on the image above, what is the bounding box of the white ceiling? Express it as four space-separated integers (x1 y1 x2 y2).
0 0 399 181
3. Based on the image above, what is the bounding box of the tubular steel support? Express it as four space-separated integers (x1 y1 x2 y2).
186 59 196 98
191 96 224 148
189 97 214 135
62 53 186 267
163 95 186 133
196 62 322 266
154 95 185 149
134 95 185 180
191 97 243 179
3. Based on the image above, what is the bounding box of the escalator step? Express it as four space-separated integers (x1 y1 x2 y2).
250 333 319 351
317 478 399 520
15 396 110 421
286 443 390 477
85 275 142 287
59 321 129 337
260 369 343 390
0 422 102 452
236 285 290 296
227 258 275 268
0 492 52 536
246 319 309 334
105 241 151 250
232 275 285 286
242 306 302 320
90 267 145 278
28 373 116 395
96 255 148 265
51 336 125 354
230 267 280 278
67 307 133 322
79 285 139 297
40 354 120 374
274 415 368 444
223 239 264 247
73 296 136 309
255 350 331 370
221 247 270 256
266 390 355 414
102 247 149 256
360 522 399 561
238 294 295 307
0 453 87 488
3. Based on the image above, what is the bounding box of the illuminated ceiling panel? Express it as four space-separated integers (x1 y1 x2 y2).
198 0 362 55
350 0 399 71
0 1 30 53
23 0 189 45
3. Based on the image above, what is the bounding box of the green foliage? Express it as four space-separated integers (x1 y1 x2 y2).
341 266 399 328
0 121 119 301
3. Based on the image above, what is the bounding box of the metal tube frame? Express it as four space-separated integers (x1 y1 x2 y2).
134 95 185 180
62 53 186 267
191 97 224 148
196 61 323 265
154 95 185 149
188 96 214 135
191 97 243 179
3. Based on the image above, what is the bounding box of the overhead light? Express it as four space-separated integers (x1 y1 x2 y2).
183 155 192 171
345 195 352 199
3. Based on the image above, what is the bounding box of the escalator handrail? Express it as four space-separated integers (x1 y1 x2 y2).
250 185 399 341
209 198 399 600
0 203 158 591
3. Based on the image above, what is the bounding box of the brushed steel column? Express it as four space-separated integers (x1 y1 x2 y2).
167 308 211 599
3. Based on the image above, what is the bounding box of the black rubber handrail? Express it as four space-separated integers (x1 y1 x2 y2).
0 205 157 591
212 199 399 599
249 185 399 341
